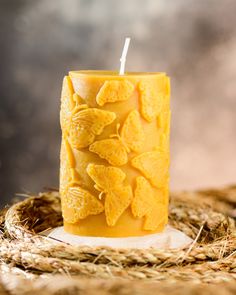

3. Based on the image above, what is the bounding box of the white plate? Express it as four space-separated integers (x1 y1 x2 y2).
43 225 193 249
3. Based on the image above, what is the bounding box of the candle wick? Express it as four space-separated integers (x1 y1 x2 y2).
119 37 131 75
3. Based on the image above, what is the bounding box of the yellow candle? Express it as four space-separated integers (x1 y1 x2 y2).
60 70 170 237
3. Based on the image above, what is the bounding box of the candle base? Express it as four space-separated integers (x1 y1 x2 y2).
44 225 192 249
63 208 167 237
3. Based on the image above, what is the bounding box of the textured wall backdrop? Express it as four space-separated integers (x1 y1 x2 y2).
0 0 236 204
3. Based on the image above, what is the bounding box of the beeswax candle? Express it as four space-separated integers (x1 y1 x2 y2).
60 71 170 237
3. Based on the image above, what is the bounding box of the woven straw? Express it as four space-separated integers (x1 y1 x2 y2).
0 185 235 294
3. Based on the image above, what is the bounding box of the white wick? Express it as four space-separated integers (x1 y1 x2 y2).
119 37 131 75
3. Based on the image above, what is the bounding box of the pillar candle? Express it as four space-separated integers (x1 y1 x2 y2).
60 71 170 237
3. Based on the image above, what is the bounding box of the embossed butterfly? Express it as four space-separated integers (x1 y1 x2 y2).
131 150 169 188
96 80 135 106
132 176 168 230
69 106 116 149
60 76 116 149
60 76 76 133
86 164 133 226
61 185 104 224
89 110 145 166
60 137 76 191
60 139 104 224
138 79 165 122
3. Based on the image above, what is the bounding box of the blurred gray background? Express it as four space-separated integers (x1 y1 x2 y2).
0 0 236 205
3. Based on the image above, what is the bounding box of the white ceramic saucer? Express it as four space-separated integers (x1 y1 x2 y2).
43 225 193 249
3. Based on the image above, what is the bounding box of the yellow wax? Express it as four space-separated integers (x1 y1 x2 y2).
60 71 170 237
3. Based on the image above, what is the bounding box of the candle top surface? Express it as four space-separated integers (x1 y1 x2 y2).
69 70 167 78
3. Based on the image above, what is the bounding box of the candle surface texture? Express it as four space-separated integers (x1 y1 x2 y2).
60 71 170 237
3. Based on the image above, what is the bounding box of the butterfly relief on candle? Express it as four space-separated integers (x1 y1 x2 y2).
89 110 145 166
59 41 170 237
59 71 170 237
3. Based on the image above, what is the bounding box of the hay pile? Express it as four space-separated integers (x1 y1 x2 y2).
0 186 235 294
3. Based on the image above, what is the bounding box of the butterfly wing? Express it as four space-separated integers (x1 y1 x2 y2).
62 186 104 223
60 138 76 191
69 122 95 149
157 110 171 152
132 176 168 230
89 139 128 166
105 185 133 226
144 203 167 231
86 164 126 191
162 77 171 113
60 76 76 133
96 80 134 106
138 80 163 122
87 164 132 226
157 110 171 134
131 150 169 188
131 176 154 218
70 108 116 149
60 140 71 192
121 110 145 153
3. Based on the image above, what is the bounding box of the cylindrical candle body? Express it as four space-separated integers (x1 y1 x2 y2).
60 71 170 237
